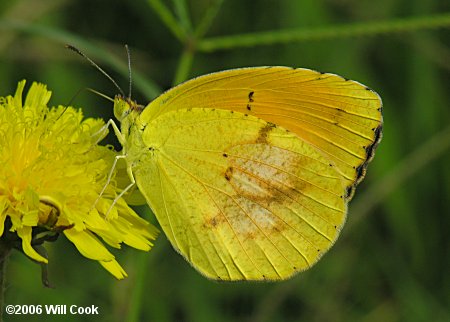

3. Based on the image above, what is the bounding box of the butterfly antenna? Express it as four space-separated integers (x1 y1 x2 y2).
125 44 132 99
55 87 114 122
65 44 125 97
86 88 115 102
66 87 85 106
55 87 86 122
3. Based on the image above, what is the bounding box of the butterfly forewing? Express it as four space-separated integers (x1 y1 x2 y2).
142 67 382 199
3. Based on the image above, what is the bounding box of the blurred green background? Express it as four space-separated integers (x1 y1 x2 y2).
1 0 450 321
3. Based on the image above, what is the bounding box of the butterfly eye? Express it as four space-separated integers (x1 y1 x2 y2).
123 108 131 118
113 97 132 121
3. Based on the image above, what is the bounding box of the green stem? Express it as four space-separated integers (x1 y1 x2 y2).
197 13 450 51
194 0 224 38
172 0 193 34
0 244 11 322
146 0 187 42
125 252 148 322
0 20 162 99
172 46 194 86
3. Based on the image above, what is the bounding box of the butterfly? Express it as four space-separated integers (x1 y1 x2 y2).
104 66 383 281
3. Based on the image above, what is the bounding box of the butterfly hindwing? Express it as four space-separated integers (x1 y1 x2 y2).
129 108 347 280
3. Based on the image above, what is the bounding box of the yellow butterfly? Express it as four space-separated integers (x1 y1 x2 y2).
106 66 383 281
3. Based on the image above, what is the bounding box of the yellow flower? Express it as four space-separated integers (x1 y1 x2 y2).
0 80 158 279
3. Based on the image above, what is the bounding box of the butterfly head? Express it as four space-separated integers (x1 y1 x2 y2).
113 95 144 122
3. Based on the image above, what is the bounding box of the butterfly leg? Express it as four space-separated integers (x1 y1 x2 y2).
90 118 128 213
91 118 126 145
90 153 125 211
104 163 136 219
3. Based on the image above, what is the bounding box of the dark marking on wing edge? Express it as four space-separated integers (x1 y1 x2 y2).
345 186 354 200
355 164 366 180
345 122 383 201
366 125 383 160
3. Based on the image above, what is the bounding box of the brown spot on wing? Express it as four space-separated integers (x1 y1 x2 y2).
256 122 276 143
203 213 227 229
224 166 234 181
228 166 296 208
217 145 315 240
246 91 255 111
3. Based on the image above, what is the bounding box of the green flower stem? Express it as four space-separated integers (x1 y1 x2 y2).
197 13 450 52
0 243 11 322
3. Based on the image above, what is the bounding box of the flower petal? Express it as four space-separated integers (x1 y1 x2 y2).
16 226 48 263
1 81 159 279
99 260 128 280
24 82 51 110
64 228 114 261
12 80 25 107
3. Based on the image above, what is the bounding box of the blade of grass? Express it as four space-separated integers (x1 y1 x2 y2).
197 13 450 51
172 0 192 34
0 19 161 99
0 0 70 53
146 0 187 42
172 47 194 85
406 35 450 72
194 0 224 38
